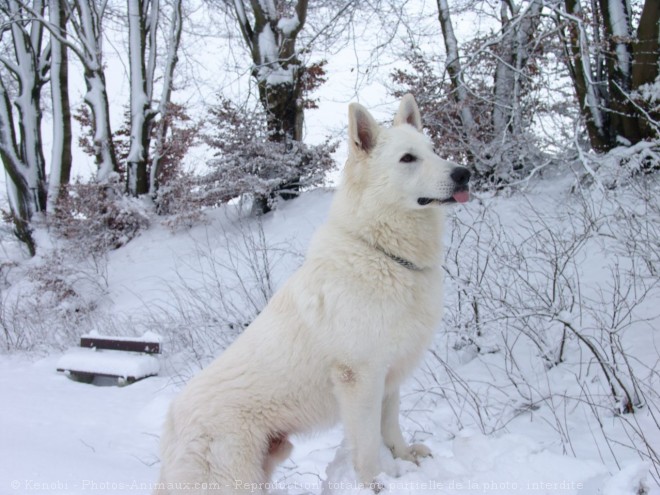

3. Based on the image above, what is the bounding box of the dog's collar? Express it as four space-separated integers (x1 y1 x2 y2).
374 245 425 272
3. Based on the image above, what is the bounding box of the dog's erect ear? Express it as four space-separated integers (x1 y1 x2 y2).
393 94 422 131
348 102 380 154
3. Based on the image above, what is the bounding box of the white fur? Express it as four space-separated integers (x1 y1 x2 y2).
157 95 464 494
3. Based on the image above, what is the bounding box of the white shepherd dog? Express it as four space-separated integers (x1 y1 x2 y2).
157 95 470 493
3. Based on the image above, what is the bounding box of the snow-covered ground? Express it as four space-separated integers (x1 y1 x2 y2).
0 351 633 495
1 176 658 494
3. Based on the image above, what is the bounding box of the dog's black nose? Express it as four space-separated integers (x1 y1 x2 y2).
450 167 471 186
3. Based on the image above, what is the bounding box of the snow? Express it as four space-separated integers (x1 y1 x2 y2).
254 22 298 85
278 14 300 36
234 0 247 27
602 462 652 495
0 355 169 493
255 22 298 86
322 434 608 494
607 0 631 78
82 330 163 343
256 64 296 86
635 74 660 106
259 0 276 20
259 23 279 66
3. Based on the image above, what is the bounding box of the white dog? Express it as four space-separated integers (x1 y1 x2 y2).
157 95 470 493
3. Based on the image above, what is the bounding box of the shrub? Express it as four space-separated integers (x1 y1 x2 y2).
50 181 150 253
200 96 337 209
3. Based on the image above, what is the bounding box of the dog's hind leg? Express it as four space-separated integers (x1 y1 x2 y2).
204 429 294 493
157 434 218 494
263 433 293 481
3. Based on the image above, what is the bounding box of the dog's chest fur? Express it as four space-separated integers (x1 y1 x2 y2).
298 222 444 376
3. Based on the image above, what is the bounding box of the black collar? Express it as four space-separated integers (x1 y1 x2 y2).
374 245 424 272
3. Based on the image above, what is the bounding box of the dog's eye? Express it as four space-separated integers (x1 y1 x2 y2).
400 153 417 163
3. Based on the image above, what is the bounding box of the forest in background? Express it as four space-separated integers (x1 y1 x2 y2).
0 0 657 256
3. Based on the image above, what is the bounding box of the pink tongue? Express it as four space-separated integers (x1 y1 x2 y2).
453 190 470 203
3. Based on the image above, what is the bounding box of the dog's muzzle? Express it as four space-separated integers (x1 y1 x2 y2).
417 166 471 205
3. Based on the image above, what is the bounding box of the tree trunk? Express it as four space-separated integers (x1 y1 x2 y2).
598 0 641 144
561 0 611 150
257 76 304 142
74 0 119 180
126 0 151 196
47 0 72 212
0 80 36 255
436 0 476 137
561 0 658 151
9 0 48 212
233 0 308 214
632 0 660 140
83 68 118 180
492 1 517 138
0 0 49 254
150 0 182 196
492 0 542 137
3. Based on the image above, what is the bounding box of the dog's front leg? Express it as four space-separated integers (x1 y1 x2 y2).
332 363 385 485
382 388 431 464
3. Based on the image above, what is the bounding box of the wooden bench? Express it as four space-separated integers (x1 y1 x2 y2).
57 333 162 386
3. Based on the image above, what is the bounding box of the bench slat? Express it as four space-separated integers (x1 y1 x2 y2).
80 337 160 354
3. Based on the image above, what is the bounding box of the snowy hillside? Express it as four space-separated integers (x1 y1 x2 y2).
1 169 659 494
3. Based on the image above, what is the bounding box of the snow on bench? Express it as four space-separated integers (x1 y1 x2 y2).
57 331 162 386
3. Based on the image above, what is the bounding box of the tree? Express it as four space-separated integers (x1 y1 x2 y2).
46 0 72 211
1 0 169 252
43 0 121 179
76 101 197 195
69 0 119 180
0 0 50 255
231 0 309 213
14 0 120 179
126 0 184 197
233 0 308 142
395 0 548 183
149 0 182 196
126 0 156 197
491 0 543 140
436 0 476 141
557 0 659 152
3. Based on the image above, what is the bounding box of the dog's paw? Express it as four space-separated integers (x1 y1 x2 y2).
392 443 432 465
409 443 432 461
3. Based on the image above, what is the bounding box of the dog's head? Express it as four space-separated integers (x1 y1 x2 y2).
346 94 470 210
